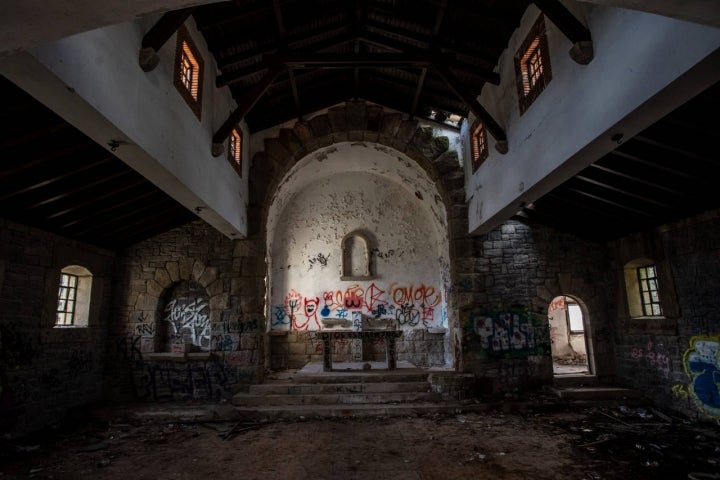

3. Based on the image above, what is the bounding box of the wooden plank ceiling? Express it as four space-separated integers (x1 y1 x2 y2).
1 1 718 250
0 76 197 250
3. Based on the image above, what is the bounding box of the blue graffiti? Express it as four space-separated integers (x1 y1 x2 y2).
321 305 331 317
337 308 348 319
272 305 289 326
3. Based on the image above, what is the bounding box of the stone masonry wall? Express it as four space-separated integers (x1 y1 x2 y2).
456 220 615 393
611 210 720 420
0 219 115 438
105 219 265 402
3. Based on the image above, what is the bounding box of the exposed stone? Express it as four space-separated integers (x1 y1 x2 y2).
309 114 333 147
278 128 305 161
198 266 219 287
154 268 172 288
146 279 164 297
366 105 383 131
346 100 367 131
392 119 419 151
264 138 292 168
192 260 206 282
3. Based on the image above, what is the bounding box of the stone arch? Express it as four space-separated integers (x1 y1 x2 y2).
247 101 467 241
130 258 226 353
251 100 468 369
533 273 614 380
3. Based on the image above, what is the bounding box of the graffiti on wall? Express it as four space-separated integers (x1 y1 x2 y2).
630 338 671 378
164 297 211 350
674 335 720 418
462 306 550 358
271 282 443 330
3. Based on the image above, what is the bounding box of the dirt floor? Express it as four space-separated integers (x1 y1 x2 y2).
1 400 719 480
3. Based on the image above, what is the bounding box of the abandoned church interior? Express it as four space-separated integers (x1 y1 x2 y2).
1 0 719 475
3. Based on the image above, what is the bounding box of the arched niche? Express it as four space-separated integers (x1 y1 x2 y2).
341 230 375 280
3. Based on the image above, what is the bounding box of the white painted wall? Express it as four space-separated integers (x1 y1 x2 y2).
468 4 720 234
0 0 226 56
0 16 249 238
267 143 450 332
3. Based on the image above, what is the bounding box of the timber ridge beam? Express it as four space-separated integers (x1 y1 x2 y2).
138 8 196 72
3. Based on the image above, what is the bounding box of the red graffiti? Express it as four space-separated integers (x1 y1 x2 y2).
303 297 321 330
392 284 441 308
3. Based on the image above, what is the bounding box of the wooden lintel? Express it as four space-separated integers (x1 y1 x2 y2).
139 8 195 72
212 64 288 147
533 0 594 64
433 63 507 147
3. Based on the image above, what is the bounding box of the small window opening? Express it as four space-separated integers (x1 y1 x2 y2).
471 122 488 173
56 273 78 326
174 27 204 119
55 265 92 327
637 265 663 316
228 128 242 176
515 15 552 114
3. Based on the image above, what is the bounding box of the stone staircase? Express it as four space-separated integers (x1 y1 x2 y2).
231 362 476 419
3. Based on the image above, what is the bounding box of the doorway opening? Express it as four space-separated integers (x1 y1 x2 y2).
548 295 590 375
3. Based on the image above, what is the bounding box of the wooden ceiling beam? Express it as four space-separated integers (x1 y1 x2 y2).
573 174 678 209
588 163 696 198
533 0 593 64
25 170 133 210
0 156 114 202
272 0 302 120
59 190 160 229
559 185 656 218
268 52 437 68
358 31 500 85
212 64 288 153
364 20 499 65
44 179 149 220
138 7 195 72
0 122 70 149
412 0 447 118
609 150 711 184
0 141 97 181
216 32 354 87
433 63 507 152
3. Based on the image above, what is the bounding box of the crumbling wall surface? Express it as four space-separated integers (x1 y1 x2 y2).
106 219 265 402
0 219 115 437
612 210 720 420
458 220 614 393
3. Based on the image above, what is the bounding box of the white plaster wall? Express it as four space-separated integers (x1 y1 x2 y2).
468 4 720 234
267 143 450 332
0 16 248 238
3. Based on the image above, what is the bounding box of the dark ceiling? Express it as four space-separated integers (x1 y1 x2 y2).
0 76 197 250
1 1 718 251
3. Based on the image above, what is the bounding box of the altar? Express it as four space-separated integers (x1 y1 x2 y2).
319 330 402 371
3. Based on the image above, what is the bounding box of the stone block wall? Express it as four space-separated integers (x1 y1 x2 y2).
611 210 720 420
457 220 615 392
0 219 115 437
105 219 265 402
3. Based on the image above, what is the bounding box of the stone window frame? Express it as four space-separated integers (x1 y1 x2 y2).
173 26 204 120
55 265 93 327
514 14 552 115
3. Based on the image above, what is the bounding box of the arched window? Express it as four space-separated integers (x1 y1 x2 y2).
56 265 92 327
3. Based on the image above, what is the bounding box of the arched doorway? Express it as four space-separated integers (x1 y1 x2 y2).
548 295 591 375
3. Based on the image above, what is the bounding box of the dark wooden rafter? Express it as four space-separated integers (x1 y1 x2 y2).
25 170 134 210
364 20 499 64
433 63 507 153
44 179 149 220
358 31 500 85
573 174 678 209
138 7 196 72
610 150 712 184
560 185 656 218
270 52 438 69
215 32 354 87
272 0 302 119
352 0 363 100
588 163 696 198
212 64 288 153
412 0 447 118
532 0 593 64
217 21 348 69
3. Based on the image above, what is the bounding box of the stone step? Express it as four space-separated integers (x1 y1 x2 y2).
249 381 431 395
232 391 441 407
233 401 490 420
552 374 600 388
545 385 642 401
294 371 430 384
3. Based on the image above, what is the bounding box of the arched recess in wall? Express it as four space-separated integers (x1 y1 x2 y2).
250 101 468 370
265 142 454 368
